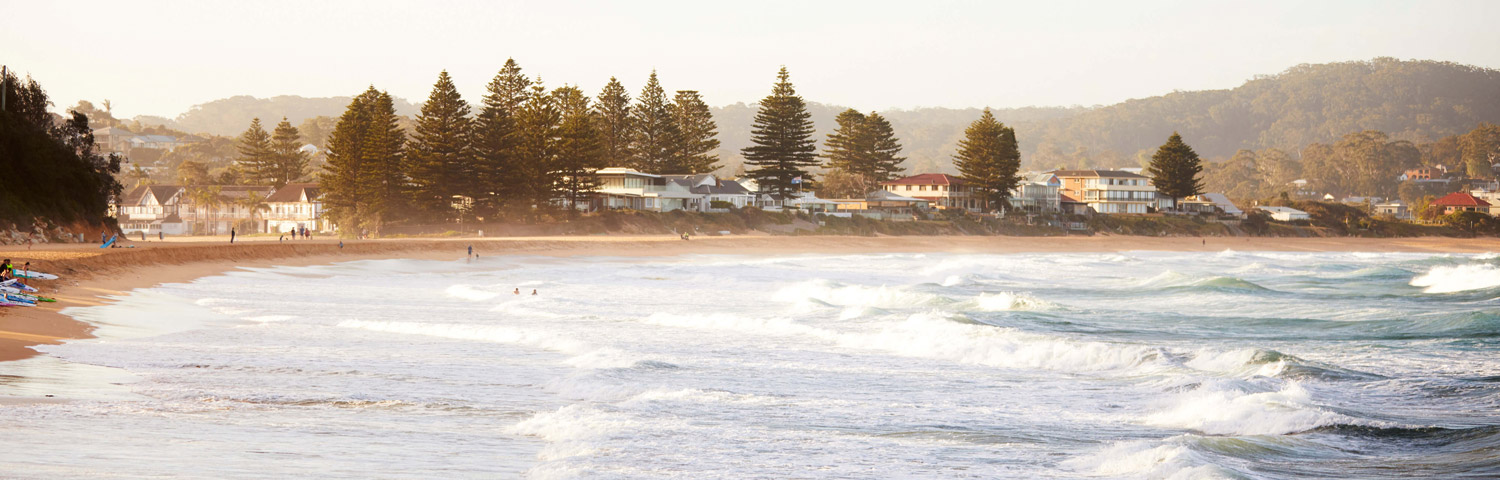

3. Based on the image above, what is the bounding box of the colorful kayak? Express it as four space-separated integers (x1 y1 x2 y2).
10 270 58 280
3 291 54 303
4 293 36 305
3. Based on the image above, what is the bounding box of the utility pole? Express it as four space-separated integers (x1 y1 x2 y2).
2 65 8 112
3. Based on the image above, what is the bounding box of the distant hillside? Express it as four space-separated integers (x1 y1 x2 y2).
152 95 420 137
1016 58 1500 169
132 58 1500 175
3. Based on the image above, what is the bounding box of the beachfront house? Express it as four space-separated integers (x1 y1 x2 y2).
591 168 702 212
116 185 189 235
1374 201 1411 219
1010 173 1062 213
880 174 979 211
1199 193 1246 218
1050 169 1158 214
660 174 757 210
1258 206 1310 222
263 183 329 233
1431 192 1491 215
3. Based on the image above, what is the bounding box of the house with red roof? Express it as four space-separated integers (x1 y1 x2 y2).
1431 192 1491 215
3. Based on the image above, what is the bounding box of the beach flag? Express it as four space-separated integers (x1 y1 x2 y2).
791 176 802 184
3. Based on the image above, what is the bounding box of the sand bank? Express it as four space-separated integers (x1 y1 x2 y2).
2 234 1498 362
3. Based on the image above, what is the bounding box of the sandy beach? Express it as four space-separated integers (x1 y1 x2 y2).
2 233 1499 362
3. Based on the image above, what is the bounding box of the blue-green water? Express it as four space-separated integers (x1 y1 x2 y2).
2 250 1498 478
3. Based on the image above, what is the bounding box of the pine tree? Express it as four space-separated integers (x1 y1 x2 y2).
822 108 866 174
322 92 373 232
236 118 274 184
513 79 561 221
742 67 818 200
1146 132 1205 208
269 117 308 188
953 109 1021 211
553 86 604 216
863 112 906 182
822 109 906 188
406 70 474 221
359 90 408 233
629 70 677 173
594 77 633 168
321 87 406 235
472 59 532 219
666 90 720 174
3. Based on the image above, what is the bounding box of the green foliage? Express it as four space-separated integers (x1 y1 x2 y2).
406 71 474 221
320 87 407 235
821 109 908 191
594 77 633 168
553 86 604 215
953 109 1021 210
269 117 309 187
667 90 720 174
297 116 336 149
1022 58 1500 169
513 82 562 221
472 59 532 219
235 117 274 184
1460 123 1500 178
0 68 123 225
742 67 819 200
629 71 677 173
1145 132 1205 203
1301 130 1420 198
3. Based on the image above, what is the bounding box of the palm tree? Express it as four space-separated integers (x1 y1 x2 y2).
186 186 223 234
237 191 270 233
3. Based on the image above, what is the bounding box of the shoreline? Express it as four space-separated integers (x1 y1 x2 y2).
3 234 1499 363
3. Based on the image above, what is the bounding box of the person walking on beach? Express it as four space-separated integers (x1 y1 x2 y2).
230 228 236 243
158 231 163 241
467 245 473 257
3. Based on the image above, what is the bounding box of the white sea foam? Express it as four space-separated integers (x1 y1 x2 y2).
1066 438 1234 479
1144 381 1356 435
772 279 944 308
1410 264 1500 293
444 284 501 301
837 312 1155 372
969 291 1055 311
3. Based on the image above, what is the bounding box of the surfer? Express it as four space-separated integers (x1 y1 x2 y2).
513 288 520 295
531 289 537 296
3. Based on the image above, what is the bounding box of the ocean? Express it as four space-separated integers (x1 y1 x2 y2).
2 250 1498 479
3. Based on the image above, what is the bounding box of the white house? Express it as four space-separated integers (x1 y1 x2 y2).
1258 206 1310 222
116 185 188 235
1010 173 1062 213
592 168 700 212
263 183 328 233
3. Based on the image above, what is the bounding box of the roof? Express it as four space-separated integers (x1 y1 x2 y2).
596 167 660 178
93 127 135 137
1025 173 1061 185
1432 192 1491 207
120 185 186 205
1258 206 1308 215
1049 169 1147 179
1200 193 1243 214
866 190 926 202
267 183 320 203
881 173 965 186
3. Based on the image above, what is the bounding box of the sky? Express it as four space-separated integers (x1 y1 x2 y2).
4 0 1499 120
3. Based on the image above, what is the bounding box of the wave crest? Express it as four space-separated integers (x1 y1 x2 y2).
1411 264 1500 293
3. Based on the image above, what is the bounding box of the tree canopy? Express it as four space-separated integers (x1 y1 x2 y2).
953 109 1020 211
742 67 819 200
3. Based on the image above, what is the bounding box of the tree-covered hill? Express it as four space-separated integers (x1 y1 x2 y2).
1018 58 1500 169
159 95 420 137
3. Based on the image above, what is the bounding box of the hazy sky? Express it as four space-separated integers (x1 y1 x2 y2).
5 0 1498 119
